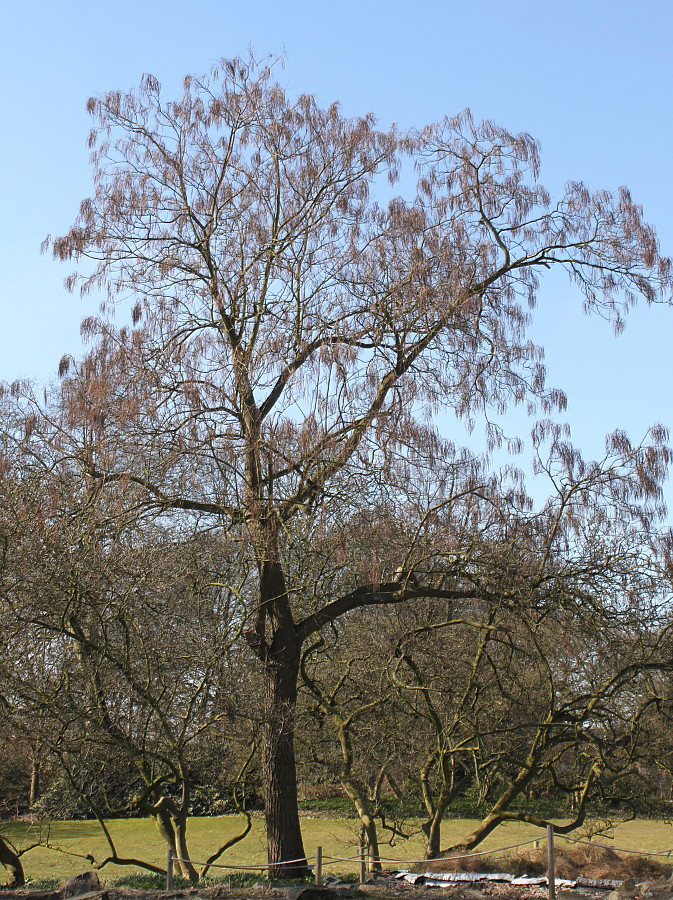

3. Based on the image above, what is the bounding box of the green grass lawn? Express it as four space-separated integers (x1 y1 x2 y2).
3 815 673 885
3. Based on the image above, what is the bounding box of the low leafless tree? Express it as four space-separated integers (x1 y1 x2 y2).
0 417 255 880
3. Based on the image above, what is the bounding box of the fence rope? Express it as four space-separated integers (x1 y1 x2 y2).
557 835 673 859
172 855 315 870
366 837 546 865
171 837 541 872
169 832 673 876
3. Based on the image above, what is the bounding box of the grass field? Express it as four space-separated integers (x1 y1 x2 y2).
3 815 673 885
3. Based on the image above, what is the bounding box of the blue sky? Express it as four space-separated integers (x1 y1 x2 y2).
1 0 672 498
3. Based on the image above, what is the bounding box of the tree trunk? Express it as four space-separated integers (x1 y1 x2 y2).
446 765 597 856
29 754 40 807
248 539 309 879
174 816 198 883
342 782 381 873
0 834 24 888
338 749 381 871
153 800 198 882
386 772 404 801
421 767 468 858
424 810 444 859
262 633 309 878
360 817 382 874
443 764 535 853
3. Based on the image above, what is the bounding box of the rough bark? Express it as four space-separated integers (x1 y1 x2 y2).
262 641 308 878
251 552 309 878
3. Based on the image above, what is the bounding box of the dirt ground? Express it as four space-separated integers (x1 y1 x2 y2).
0 883 619 900
0 887 596 900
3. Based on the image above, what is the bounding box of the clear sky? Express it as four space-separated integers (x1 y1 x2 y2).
1 0 672 499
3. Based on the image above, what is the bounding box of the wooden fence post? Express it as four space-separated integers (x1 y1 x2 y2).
167 848 174 890
359 839 366 883
315 846 322 886
547 824 556 900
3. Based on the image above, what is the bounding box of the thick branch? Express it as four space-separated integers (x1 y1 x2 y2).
295 584 484 644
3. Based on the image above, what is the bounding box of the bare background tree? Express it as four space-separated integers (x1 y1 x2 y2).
0 409 257 881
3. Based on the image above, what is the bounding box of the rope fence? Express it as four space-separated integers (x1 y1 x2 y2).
558 834 673 858
166 826 673 900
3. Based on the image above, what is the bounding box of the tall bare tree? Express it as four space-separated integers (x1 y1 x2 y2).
44 55 672 874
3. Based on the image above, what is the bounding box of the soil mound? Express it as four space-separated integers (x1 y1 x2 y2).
429 844 673 882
